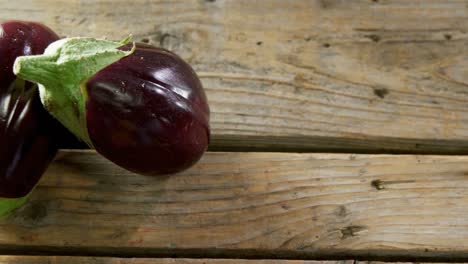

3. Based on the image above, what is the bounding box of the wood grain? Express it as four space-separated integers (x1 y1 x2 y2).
4 257 468 264
360 263 468 264
1 258 467 264
0 256 346 264
2 0 468 153
359 262 468 264
0 150 466 260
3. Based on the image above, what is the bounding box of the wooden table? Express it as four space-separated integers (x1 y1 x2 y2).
1 0 468 263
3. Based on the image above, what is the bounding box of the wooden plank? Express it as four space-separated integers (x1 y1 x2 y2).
2 0 468 153
0 150 467 260
359 263 468 264
2 259 468 264
0 256 345 264
358 262 468 264
4 258 468 264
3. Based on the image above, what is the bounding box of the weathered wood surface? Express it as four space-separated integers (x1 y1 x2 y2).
4 258 468 264
0 256 347 264
2 0 468 153
362 263 467 264
1 258 467 264
0 150 466 260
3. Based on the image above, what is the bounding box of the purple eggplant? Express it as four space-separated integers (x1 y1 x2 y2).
14 37 210 176
0 21 64 216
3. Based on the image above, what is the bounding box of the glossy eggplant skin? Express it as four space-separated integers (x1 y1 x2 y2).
86 43 210 175
0 21 61 198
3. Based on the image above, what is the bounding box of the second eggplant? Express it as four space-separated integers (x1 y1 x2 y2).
0 20 76 216
14 37 210 176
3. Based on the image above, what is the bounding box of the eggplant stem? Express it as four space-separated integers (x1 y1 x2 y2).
0 194 30 218
11 37 135 147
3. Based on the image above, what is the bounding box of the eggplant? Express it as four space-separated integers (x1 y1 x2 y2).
0 21 64 216
14 37 210 176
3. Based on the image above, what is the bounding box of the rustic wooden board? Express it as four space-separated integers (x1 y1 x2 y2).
0 256 348 264
0 150 466 260
1 258 467 264
2 0 468 153
360 262 468 264
3 258 468 264
362 263 468 264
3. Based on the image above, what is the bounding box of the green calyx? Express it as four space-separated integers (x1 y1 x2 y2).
13 36 135 147
0 194 30 218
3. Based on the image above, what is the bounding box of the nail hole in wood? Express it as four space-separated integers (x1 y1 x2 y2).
373 87 389 99
368 34 381 42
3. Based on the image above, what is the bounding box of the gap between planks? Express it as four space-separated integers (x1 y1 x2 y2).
208 135 468 154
